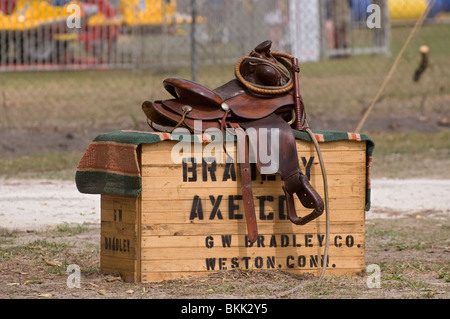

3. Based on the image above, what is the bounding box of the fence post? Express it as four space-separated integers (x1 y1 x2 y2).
162 0 169 70
191 0 198 82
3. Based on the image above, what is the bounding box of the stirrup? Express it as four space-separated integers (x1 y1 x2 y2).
282 172 324 225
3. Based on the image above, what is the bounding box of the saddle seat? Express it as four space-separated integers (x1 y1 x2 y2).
165 77 294 118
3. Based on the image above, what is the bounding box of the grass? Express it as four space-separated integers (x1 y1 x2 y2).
0 223 99 278
1 58 446 128
0 238 69 260
362 217 449 297
0 151 83 180
369 130 450 179
55 223 89 236
366 218 450 251
371 130 450 157
0 217 448 298
365 217 450 296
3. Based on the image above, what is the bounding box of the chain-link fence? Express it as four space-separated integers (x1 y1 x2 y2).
1 0 449 132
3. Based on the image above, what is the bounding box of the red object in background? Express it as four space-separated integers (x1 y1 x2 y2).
0 0 17 14
0 0 121 66
85 0 120 18
79 0 121 62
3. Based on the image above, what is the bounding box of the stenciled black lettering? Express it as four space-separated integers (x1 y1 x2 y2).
293 234 301 247
335 235 343 247
308 255 329 268
281 234 289 247
318 234 325 247
269 235 277 247
205 258 216 270
222 162 236 181
278 195 287 220
205 236 214 248
298 255 306 267
189 195 204 220
309 255 329 268
202 157 217 182
259 196 274 220
242 256 251 269
321 255 330 267
113 209 122 222
346 235 354 247
305 234 313 247
182 157 197 182
267 256 276 269
245 235 253 248
219 258 227 270
257 235 265 248
286 255 294 268
228 195 243 220
301 156 314 180
104 237 129 252
221 235 232 248
261 174 277 181
250 164 257 181
255 257 263 269
209 195 223 220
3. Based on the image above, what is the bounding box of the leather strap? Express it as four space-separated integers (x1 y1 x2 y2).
230 122 258 244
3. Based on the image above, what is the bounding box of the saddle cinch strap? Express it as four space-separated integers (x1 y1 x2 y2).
141 40 325 244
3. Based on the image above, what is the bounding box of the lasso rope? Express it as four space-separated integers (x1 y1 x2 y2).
235 51 296 95
355 0 436 132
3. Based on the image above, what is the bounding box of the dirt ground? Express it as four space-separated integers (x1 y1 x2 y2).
0 214 448 300
0 110 449 301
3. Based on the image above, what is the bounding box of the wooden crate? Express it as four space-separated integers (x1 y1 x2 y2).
100 139 367 282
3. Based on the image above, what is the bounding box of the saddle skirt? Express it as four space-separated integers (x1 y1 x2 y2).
142 41 324 243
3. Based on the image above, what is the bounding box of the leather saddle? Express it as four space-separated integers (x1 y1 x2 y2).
142 40 324 243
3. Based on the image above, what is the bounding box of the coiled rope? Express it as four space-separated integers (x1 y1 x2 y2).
235 51 296 95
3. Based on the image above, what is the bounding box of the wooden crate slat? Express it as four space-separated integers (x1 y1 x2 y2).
141 233 365 248
141 209 365 224
140 221 364 237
